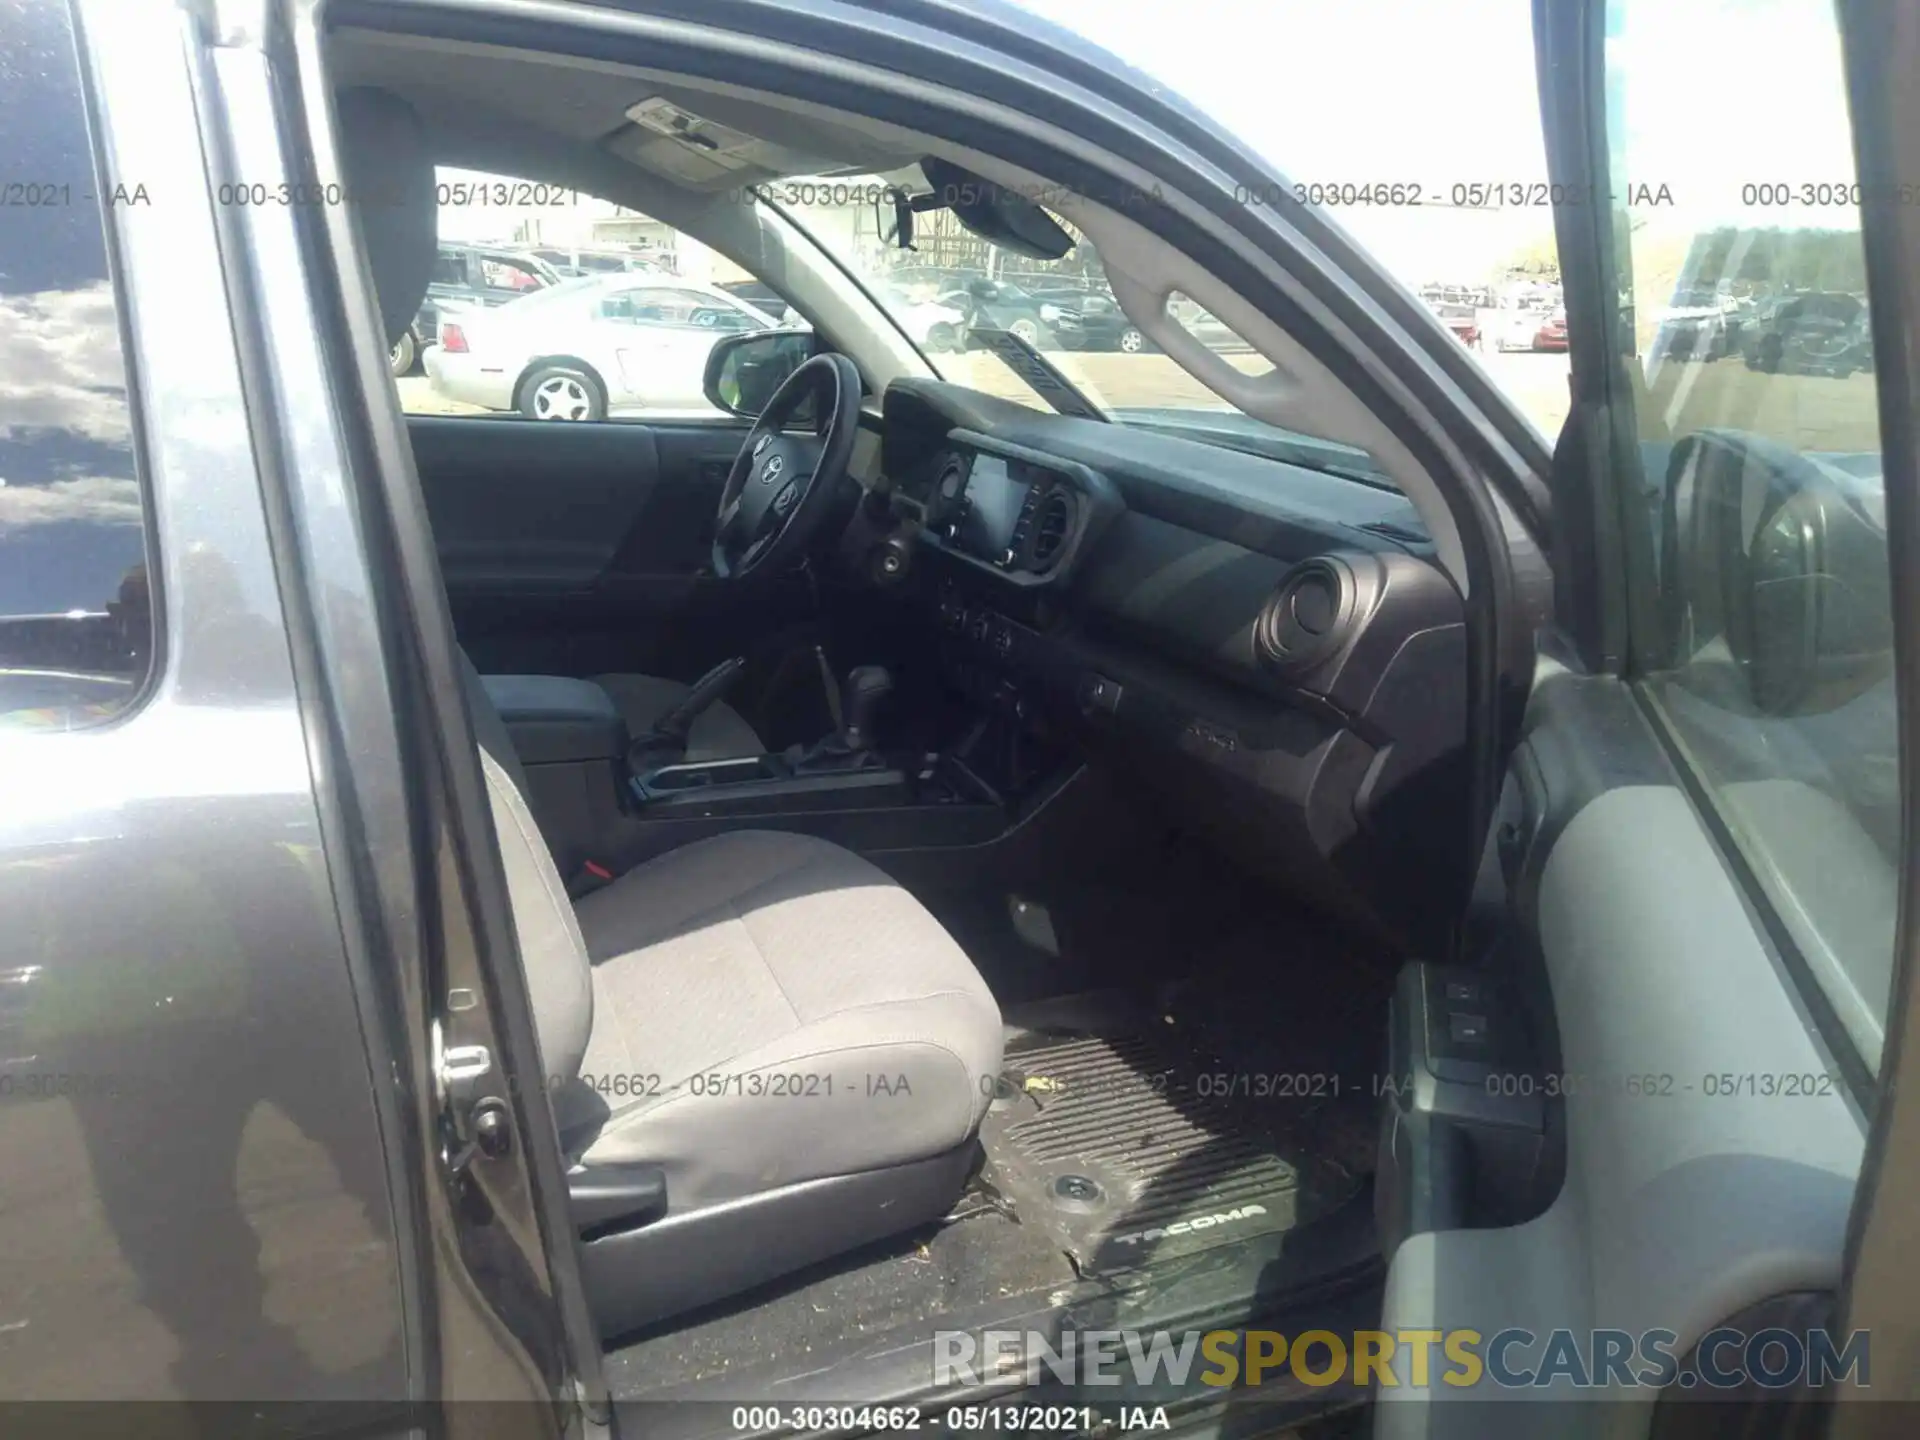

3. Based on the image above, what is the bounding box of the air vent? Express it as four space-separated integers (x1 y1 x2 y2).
1256 556 1355 675
935 456 968 498
1030 490 1073 568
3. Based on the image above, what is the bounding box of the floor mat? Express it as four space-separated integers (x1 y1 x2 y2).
979 1019 1371 1278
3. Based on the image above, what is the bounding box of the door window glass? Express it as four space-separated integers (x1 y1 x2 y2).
1607 0 1896 1069
0 0 154 729
477 255 547 294
600 285 764 331
398 170 802 422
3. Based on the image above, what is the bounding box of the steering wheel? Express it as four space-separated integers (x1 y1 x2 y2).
710 352 862 581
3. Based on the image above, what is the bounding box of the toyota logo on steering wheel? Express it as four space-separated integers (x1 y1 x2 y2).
760 454 785 485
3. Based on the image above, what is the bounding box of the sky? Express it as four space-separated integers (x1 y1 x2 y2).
1000 0 1859 281
439 0 1564 284
440 0 1862 298
1000 0 1560 282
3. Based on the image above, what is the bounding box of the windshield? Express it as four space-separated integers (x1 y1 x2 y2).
765 175 1393 485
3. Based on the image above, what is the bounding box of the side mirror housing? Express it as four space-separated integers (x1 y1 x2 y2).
702 328 819 419
1663 428 1891 715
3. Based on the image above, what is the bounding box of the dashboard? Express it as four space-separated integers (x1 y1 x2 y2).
874 378 1471 950
894 430 1121 584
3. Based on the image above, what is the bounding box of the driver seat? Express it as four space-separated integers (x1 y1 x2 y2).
339 87 1003 1333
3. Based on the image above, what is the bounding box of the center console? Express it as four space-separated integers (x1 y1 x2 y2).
481 673 626 767
486 652 1054 889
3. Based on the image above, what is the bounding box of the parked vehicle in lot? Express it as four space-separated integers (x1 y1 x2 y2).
938 276 1080 349
11 0 1920 1433
1419 282 1493 310
1426 300 1482 349
874 283 967 352
879 262 986 299
1650 284 1737 361
396 242 564 375
529 246 667 278
1501 281 1564 313
1491 307 1537 351
714 278 792 321
1493 306 1566 352
1025 279 1153 352
1167 295 1253 351
1740 290 1874 377
425 273 790 419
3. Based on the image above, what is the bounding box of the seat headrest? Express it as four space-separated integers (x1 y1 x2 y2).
336 87 437 347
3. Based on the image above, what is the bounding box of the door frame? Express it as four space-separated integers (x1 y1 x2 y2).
1536 0 1920 1410
1829 0 1920 1414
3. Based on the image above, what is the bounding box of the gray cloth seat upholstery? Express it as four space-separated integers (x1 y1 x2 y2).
590 671 762 762
564 828 1002 1204
340 88 1002 1333
465 656 1001 1192
464 652 1002 1329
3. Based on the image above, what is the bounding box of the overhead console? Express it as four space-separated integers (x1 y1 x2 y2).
898 429 1122 586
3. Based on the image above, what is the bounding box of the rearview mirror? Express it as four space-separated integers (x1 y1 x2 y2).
1663 429 1891 715
702 329 820 420
875 186 916 251
919 158 1075 261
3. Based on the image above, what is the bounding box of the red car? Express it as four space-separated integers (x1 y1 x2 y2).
1532 311 1569 351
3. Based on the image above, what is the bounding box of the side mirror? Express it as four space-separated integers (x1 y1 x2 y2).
702 328 820 420
1663 429 1891 715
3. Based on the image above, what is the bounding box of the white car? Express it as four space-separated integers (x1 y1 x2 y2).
424 274 798 420
1490 308 1542 351
882 291 968 353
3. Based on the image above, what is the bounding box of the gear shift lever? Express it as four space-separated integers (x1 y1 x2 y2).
840 665 894 754
789 663 893 771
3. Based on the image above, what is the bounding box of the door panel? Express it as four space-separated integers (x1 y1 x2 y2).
1373 0 1894 1429
1376 670 1865 1436
407 414 749 676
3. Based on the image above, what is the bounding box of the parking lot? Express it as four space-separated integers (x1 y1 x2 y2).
397 346 1884 458
398 346 1583 439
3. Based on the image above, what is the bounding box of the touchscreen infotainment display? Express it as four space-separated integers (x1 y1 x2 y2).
956 455 1030 563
